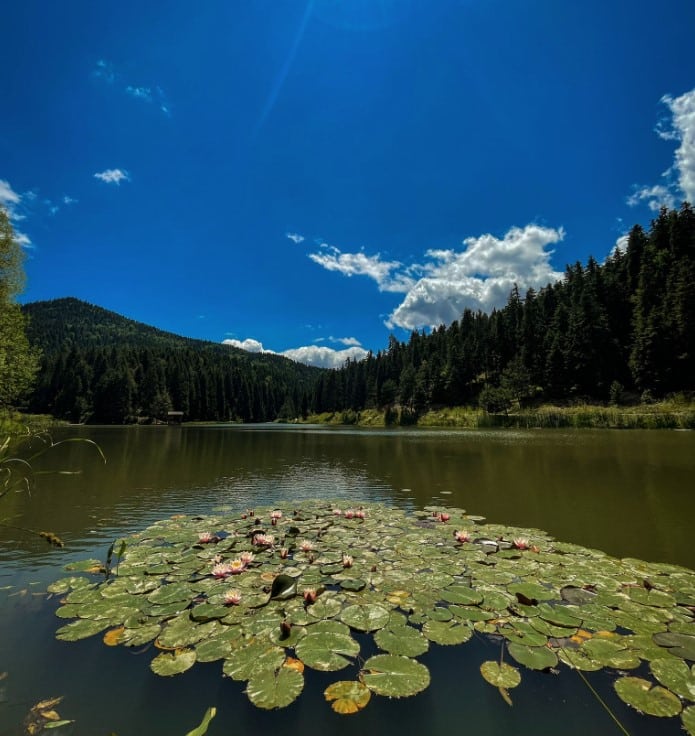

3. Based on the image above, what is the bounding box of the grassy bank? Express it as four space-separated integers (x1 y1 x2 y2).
304 399 695 430
0 411 63 437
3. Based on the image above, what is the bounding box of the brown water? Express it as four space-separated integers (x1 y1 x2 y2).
0 425 693 735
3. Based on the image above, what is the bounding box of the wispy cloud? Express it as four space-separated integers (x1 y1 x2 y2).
94 168 130 185
628 87 695 211
309 244 415 293
93 60 171 116
0 178 32 247
222 336 368 368
286 232 305 244
329 336 362 347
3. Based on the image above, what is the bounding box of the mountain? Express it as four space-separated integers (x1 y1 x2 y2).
21 297 320 423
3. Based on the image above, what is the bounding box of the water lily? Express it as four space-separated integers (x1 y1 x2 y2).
299 539 314 552
344 509 355 519
239 551 254 565
439 513 451 522
228 558 246 574
223 589 242 606
253 533 275 547
303 587 318 604
513 537 530 550
279 547 289 559
342 554 353 568
454 529 471 543
198 532 216 544
355 509 366 519
211 562 233 578
333 508 343 516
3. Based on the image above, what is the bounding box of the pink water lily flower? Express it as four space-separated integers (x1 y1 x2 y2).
198 532 216 544
513 537 530 550
211 562 233 578
224 589 242 606
342 554 353 568
454 529 471 543
299 539 315 552
239 551 255 565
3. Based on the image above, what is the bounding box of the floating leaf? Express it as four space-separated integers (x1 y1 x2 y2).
652 632 695 661
270 574 297 600
614 676 682 717
324 680 371 714
439 584 483 605
55 618 109 641
683 705 695 736
480 661 521 689
374 626 429 657
245 665 304 709
103 626 125 646
361 654 430 698
150 648 197 676
222 639 286 681
295 631 360 671
650 658 695 700
507 643 558 670
422 620 472 645
340 604 390 632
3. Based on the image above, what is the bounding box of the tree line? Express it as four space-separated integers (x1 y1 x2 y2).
310 203 695 417
4 204 695 423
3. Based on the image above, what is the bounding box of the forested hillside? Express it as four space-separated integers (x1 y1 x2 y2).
21 204 695 424
22 298 319 423
310 204 695 416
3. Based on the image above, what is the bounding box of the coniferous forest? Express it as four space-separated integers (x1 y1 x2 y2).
19 204 695 424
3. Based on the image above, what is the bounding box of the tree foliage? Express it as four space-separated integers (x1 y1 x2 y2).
0 209 39 408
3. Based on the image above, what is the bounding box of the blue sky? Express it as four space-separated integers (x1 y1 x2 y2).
2 1 694 367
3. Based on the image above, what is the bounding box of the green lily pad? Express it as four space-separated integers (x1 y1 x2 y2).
650 658 695 700
150 648 197 676
245 665 304 709
361 654 430 698
507 642 558 670
55 618 109 641
295 630 360 671
480 661 521 689
652 632 695 661
422 620 472 645
374 626 429 657
439 584 483 605
614 676 682 717
340 604 390 632
222 639 286 681
683 705 695 736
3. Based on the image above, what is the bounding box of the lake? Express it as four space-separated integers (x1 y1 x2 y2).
1 425 693 735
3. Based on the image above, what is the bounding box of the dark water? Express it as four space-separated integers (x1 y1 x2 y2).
0 425 693 735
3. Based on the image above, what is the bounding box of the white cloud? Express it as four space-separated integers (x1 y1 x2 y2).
286 232 305 244
281 345 368 368
626 183 677 212
386 225 565 330
93 59 116 84
222 338 268 353
0 179 21 209
629 87 695 211
309 244 415 293
329 336 362 347
222 336 368 368
94 168 130 185
0 178 32 247
126 85 153 102
63 195 78 205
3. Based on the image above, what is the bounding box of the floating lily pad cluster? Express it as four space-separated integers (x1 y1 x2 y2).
48 502 695 730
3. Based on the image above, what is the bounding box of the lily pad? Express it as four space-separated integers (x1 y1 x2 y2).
150 648 197 676
614 676 682 717
650 658 695 700
55 618 109 641
245 665 304 709
480 661 521 689
652 632 695 661
374 626 429 657
340 604 390 632
422 620 472 645
324 680 372 715
507 643 558 670
361 654 430 698
222 639 286 681
295 631 360 671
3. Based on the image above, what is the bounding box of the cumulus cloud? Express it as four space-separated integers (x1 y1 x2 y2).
222 336 368 368
281 345 368 368
286 232 305 244
94 168 130 185
309 244 415 293
386 225 564 330
126 85 153 102
629 87 695 211
0 178 32 247
222 338 267 353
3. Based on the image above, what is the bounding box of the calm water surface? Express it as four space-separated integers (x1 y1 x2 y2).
0 425 693 735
